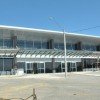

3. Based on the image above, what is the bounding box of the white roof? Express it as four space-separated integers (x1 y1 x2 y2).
0 25 100 39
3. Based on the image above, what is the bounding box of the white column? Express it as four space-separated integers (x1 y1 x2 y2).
75 62 77 72
63 29 67 77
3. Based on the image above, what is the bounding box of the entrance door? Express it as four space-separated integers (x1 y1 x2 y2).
61 63 65 72
61 62 77 72
26 63 33 74
37 63 45 73
69 62 77 72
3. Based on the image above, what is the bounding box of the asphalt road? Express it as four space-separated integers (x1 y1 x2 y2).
0 73 100 100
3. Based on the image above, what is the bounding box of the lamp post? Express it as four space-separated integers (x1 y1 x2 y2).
49 17 67 77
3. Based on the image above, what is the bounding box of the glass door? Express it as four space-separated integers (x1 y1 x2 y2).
61 62 77 72
37 63 45 73
70 62 77 72
61 63 65 72
26 63 33 74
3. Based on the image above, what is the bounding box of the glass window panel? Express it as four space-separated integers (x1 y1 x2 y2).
17 40 25 48
82 45 85 50
90 45 96 51
72 44 75 50
82 44 96 51
0 58 3 71
62 63 65 68
42 41 48 49
4 39 12 48
27 63 30 69
54 43 59 49
34 41 41 49
26 41 33 49
38 63 44 69
4 58 13 71
66 43 72 50
85 45 90 50
59 43 64 50
17 62 25 69
0 39 3 48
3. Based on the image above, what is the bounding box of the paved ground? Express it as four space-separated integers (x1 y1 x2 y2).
0 71 100 100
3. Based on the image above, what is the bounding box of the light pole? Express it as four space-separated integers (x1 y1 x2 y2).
49 17 67 77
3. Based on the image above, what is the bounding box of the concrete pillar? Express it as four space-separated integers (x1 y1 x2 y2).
96 45 100 51
12 36 17 48
49 39 54 49
47 39 54 49
75 42 82 50
11 36 17 74
12 55 17 74
48 39 55 73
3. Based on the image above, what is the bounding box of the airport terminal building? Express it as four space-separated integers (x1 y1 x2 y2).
0 25 100 75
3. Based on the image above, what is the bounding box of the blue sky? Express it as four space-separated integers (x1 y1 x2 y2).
0 0 100 36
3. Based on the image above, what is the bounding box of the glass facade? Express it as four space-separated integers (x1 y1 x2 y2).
66 43 75 50
37 63 45 73
17 62 25 70
54 43 59 49
17 40 48 49
45 62 52 73
54 43 64 50
0 58 3 71
59 43 64 50
0 37 97 51
42 41 48 49
0 39 12 48
0 29 99 75
4 39 12 48
26 41 33 49
34 41 41 49
17 40 25 48
82 44 96 51
0 39 3 48
0 58 13 71
54 43 75 50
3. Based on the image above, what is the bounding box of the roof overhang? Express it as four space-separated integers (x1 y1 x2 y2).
0 48 19 57
0 48 99 59
0 25 100 44
16 49 100 59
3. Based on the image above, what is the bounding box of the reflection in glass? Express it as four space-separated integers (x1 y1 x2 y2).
26 41 33 49
42 41 48 49
17 40 25 48
4 39 13 48
34 41 41 49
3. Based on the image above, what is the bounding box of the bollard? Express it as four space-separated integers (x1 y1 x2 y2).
33 89 37 100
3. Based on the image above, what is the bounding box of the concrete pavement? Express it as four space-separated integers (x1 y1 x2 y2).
0 71 100 100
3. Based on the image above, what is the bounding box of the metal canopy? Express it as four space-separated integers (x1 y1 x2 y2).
16 49 100 58
0 48 100 58
0 48 19 57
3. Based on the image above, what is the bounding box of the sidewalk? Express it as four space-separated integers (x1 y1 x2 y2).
72 71 100 76
0 71 100 79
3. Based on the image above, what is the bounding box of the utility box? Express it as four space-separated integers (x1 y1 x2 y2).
16 68 24 75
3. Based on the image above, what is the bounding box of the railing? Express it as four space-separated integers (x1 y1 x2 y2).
0 89 37 100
